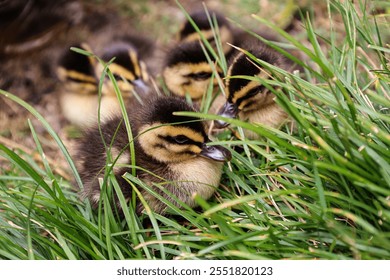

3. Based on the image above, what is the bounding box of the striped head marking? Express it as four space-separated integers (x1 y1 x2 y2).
97 42 150 97
138 97 231 163
163 41 222 100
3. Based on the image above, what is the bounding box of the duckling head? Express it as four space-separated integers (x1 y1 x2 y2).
97 42 151 97
215 46 284 128
163 41 222 100
137 96 231 164
177 9 234 55
57 43 98 95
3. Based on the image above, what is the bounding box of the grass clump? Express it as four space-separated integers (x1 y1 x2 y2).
0 0 389 260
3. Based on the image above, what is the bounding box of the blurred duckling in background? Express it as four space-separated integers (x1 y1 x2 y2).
162 9 233 107
78 96 231 214
177 9 234 55
162 41 222 101
176 9 279 59
57 41 151 127
97 42 151 98
164 8 283 112
0 0 82 55
214 45 291 139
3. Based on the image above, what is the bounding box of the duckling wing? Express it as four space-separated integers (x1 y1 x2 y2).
77 116 136 207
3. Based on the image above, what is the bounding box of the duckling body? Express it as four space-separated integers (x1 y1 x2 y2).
57 41 152 127
78 96 231 214
215 45 291 139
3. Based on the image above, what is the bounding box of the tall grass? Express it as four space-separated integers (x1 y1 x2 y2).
0 0 389 259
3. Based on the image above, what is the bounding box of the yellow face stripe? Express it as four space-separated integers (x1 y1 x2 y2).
140 123 205 143
140 61 149 81
231 80 259 103
164 143 202 154
227 64 270 102
180 62 213 76
57 67 96 83
129 50 141 77
65 81 97 95
138 123 206 163
109 63 136 81
163 62 220 99
183 29 215 43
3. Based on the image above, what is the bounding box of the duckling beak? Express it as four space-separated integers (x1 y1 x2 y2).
132 79 151 96
214 101 238 128
200 143 232 162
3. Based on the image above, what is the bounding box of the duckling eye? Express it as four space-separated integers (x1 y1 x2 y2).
227 105 236 114
188 71 212 81
113 73 123 81
113 73 134 85
173 135 190 144
246 86 262 98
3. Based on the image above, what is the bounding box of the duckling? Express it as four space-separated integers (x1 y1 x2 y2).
97 41 151 98
78 96 232 214
214 45 290 139
57 42 151 127
164 9 279 107
57 43 101 127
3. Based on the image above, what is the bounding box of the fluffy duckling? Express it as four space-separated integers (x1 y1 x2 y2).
78 96 232 214
57 42 151 127
214 45 290 139
162 9 235 103
164 9 278 107
57 43 99 127
95 41 151 98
